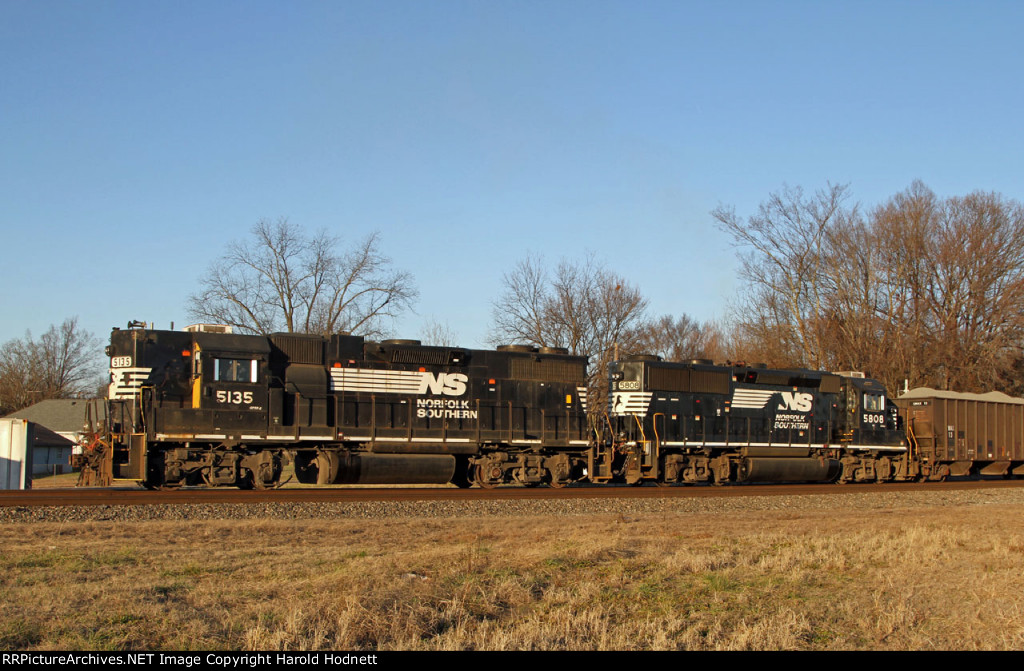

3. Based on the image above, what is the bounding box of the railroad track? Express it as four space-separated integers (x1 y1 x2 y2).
4 479 1023 508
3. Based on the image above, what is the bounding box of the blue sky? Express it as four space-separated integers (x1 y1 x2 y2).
2 0 1022 349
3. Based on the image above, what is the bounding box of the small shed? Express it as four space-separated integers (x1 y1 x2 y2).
4 399 94 475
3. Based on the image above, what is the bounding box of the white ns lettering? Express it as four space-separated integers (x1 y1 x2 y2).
778 392 813 413
419 373 468 396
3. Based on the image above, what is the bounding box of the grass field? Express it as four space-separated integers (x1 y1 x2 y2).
1 497 1023 651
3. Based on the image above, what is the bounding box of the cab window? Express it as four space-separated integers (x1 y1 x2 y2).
214 358 258 383
863 393 885 412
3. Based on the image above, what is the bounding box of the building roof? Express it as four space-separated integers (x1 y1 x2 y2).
30 423 76 448
4 399 98 433
0 417 76 448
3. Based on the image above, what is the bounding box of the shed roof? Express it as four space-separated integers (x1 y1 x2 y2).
30 423 76 448
4 399 96 433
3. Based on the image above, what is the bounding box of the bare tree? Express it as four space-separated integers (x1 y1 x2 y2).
490 253 648 358
718 181 1024 395
713 183 853 369
0 338 38 414
869 180 937 387
634 314 724 363
188 219 417 337
490 253 648 410
419 317 460 347
923 190 1024 391
0 317 102 414
489 254 552 347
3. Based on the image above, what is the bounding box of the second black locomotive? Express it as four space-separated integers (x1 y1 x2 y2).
602 356 911 485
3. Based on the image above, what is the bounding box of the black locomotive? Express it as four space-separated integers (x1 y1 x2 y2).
82 322 1001 489
601 356 912 485
94 324 590 489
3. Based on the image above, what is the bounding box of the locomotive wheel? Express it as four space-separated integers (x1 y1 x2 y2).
253 463 280 490
470 464 499 489
547 469 569 488
545 459 575 488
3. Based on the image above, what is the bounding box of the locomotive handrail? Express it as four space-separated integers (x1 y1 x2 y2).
652 412 664 480
371 395 377 445
597 412 613 445
407 398 414 442
137 386 154 434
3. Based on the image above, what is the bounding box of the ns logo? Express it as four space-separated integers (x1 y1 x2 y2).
418 372 469 396
778 392 813 413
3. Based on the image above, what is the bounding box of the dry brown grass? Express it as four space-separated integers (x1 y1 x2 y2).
1 503 1023 651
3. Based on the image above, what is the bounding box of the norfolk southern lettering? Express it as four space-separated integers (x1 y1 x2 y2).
416 398 478 419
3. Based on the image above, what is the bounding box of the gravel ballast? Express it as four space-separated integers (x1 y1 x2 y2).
2 487 1023 524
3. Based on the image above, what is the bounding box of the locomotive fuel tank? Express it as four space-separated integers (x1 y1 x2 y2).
293 451 457 485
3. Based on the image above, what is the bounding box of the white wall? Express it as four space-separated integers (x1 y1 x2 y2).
0 419 32 490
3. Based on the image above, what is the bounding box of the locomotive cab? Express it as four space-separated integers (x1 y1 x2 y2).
188 333 271 434
103 326 282 488
834 372 904 448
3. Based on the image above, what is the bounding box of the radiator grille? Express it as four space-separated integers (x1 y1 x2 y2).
390 349 450 366
271 335 324 365
510 359 586 383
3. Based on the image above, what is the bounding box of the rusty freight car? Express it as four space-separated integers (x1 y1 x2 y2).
898 388 1024 480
